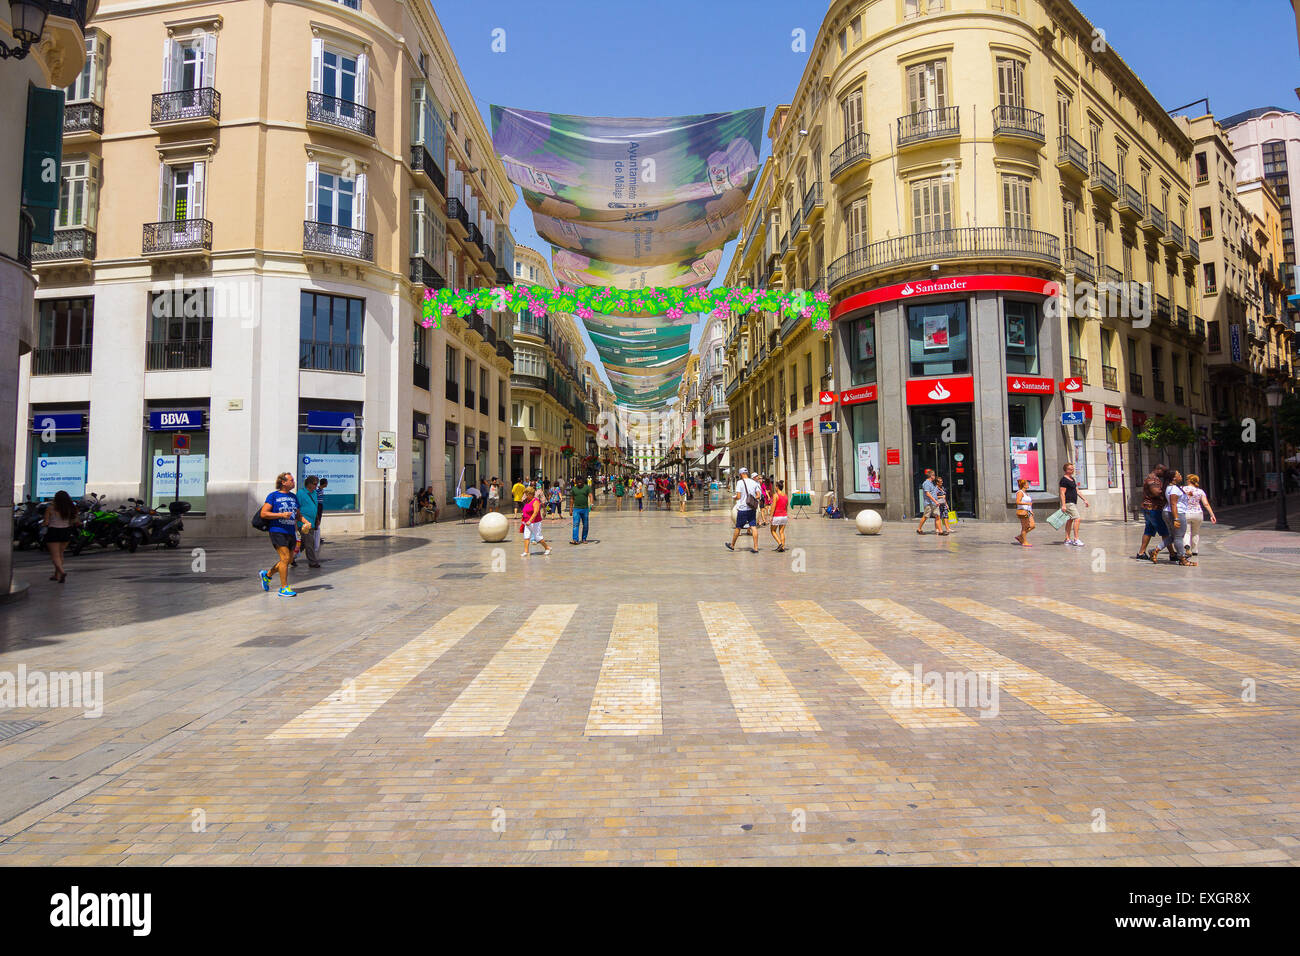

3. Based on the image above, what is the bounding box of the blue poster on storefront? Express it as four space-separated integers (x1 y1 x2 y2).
35 456 87 498
299 453 359 495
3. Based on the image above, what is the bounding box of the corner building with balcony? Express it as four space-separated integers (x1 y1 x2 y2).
732 0 1204 522
17 0 517 533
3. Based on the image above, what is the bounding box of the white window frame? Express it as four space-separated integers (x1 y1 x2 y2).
162 31 217 93
57 157 100 231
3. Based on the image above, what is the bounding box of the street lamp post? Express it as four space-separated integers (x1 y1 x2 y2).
562 419 573 484
1265 383 1289 531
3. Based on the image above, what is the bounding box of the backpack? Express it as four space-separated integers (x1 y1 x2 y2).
251 506 269 531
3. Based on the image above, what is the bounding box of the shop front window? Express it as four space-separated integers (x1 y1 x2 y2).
30 421 88 500
849 403 882 498
1004 300 1039 374
298 417 361 511
848 314 877 386
1008 396 1045 491
907 300 969 376
146 428 209 511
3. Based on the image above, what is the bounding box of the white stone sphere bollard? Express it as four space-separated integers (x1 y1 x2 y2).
478 511 509 542
855 509 883 535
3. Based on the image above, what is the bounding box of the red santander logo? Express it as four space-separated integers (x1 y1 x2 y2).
818 391 836 405
1006 375 1054 394
1059 378 1084 393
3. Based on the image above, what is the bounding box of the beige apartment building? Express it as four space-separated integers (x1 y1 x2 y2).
509 245 589 484
17 0 516 533
3 0 94 597
724 0 1208 521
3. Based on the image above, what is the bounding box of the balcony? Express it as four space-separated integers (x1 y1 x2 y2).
143 219 212 257
483 245 497 271
485 325 498 348
1167 222 1185 252
803 385 813 406
480 396 490 416
303 220 374 262
827 226 1060 289
1118 184 1144 222
445 381 459 403
465 222 485 259
1194 317 1206 340
495 340 514 363
1069 356 1088 384
991 105 1045 145
897 107 959 149
495 266 512 285
31 344 92 376
780 309 806 340
1173 385 1185 406
1176 306 1189 331
464 388 476 409
1056 133 1088 180
1065 245 1095 283
413 360 430 391
466 314 485 341
829 132 870 180
410 144 446 198
446 197 470 238
1155 294 1171 324
47 0 89 27
146 339 212 371
306 92 375 140
152 88 220 130
1129 372 1143 395
300 340 363 374
1100 264 1122 288
1152 378 1166 402
409 256 446 289
778 231 790 260
1141 205 1166 238
789 207 803 241
63 101 103 138
1089 160 1118 201
1102 364 1118 391
31 228 95 264
1182 236 1200 263
802 181 825 226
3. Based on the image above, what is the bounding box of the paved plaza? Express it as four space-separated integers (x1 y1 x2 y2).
1 491 1298 865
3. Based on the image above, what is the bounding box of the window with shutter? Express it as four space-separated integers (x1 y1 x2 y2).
996 58 1024 109
840 88 862 140
1002 175 1031 233
910 177 952 235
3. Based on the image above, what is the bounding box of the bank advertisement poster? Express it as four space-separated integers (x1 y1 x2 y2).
35 455 86 498
298 453 359 495
856 442 882 495
923 314 950 350
856 321 875 362
1073 439 1088 489
1006 313 1028 349
150 455 207 502
1009 437 1042 491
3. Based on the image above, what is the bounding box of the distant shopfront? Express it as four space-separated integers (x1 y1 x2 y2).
298 407 362 511
831 274 1067 521
28 410 88 500
144 405 210 511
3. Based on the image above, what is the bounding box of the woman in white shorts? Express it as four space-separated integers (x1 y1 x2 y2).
1180 474 1216 556
769 480 790 552
520 488 551 558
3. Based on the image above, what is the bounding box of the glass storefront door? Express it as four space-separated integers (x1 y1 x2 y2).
909 405 978 517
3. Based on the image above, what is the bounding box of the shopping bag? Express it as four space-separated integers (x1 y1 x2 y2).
1045 508 1069 530
946 510 958 525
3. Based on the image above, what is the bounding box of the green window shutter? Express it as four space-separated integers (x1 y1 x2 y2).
22 86 65 211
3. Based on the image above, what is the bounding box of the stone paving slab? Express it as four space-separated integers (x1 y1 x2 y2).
1 494 1299 864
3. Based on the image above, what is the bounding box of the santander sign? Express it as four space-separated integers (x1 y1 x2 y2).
906 376 974 406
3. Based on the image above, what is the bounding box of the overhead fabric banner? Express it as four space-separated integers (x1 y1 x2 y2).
492 105 765 411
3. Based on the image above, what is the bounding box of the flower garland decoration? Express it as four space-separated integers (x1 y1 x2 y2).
420 284 832 332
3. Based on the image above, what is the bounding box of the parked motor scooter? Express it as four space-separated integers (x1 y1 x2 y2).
124 500 189 551
12 499 48 551
68 493 132 556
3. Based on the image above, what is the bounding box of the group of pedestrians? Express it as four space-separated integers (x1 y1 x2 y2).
517 475 597 557
257 471 329 597
725 467 790 553
1135 465 1217 567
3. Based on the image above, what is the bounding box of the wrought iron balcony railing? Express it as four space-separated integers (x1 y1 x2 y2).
1102 364 1118 390
991 105 1045 143
410 143 446 196
152 88 220 125
1089 160 1118 199
1056 133 1088 177
1118 184 1144 218
447 197 470 235
1065 245 1095 283
828 227 1060 288
829 132 870 178
300 340 364 374
31 345 92 376
146 339 212 371
409 255 446 288
31 228 95 262
143 219 212 255
897 106 959 147
802 181 824 219
303 220 373 261
64 101 103 135
306 91 375 138
1070 356 1088 383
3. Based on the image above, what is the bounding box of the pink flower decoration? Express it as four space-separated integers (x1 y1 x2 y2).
801 306 813 319
440 304 453 316
814 290 830 303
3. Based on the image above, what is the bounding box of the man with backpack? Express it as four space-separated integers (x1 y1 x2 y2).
726 467 762 553
256 472 313 597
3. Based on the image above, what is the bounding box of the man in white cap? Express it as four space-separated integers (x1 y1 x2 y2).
726 467 762 553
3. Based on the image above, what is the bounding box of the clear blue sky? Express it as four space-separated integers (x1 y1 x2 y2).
435 0 1299 387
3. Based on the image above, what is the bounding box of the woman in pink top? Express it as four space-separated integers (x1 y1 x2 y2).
769 480 789 552
519 488 552 558
1180 474 1216 557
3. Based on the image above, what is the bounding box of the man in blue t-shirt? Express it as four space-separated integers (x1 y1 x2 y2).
916 468 943 535
258 472 313 597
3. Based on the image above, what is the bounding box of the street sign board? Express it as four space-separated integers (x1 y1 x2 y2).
818 420 840 434
172 433 191 455
1060 411 1086 426
378 430 397 470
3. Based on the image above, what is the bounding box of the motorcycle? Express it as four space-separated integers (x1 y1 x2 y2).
124 500 189 551
12 499 48 551
68 493 130 555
